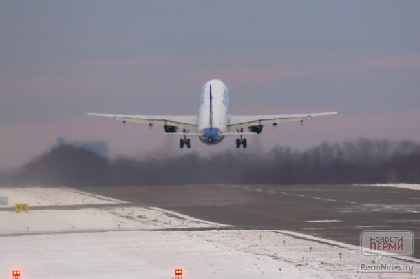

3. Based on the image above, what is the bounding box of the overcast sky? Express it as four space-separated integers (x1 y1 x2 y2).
1 1 419 169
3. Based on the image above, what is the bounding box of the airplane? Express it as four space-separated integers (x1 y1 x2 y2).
88 79 337 149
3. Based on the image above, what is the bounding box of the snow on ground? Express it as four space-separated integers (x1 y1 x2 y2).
0 187 127 207
352 184 420 191
0 206 227 235
0 187 419 279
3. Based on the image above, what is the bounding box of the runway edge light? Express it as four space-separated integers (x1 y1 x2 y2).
175 268 183 275
13 270 21 277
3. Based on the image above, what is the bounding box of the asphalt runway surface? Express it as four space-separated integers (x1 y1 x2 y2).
82 184 420 259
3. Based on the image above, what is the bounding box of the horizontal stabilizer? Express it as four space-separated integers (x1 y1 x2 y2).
165 132 202 136
221 132 257 136
88 113 198 130
228 111 337 130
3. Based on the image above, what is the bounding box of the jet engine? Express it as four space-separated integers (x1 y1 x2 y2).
248 125 263 134
164 125 178 133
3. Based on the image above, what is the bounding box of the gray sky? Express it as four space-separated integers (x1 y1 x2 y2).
1 1 419 169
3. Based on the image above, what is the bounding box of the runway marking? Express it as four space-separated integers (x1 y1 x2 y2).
360 203 420 213
280 193 352 205
345 201 358 204
383 206 401 211
306 220 341 223
387 219 420 223
356 226 374 228
231 186 419 216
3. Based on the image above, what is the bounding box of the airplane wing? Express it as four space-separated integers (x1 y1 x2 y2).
87 113 198 131
228 112 337 131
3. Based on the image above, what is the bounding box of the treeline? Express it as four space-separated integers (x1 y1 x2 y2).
1 139 419 187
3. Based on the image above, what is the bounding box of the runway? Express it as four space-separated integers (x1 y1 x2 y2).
2 185 419 278
83 184 420 259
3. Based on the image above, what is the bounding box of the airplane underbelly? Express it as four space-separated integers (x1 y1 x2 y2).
197 79 229 145
199 135 224 145
199 128 225 145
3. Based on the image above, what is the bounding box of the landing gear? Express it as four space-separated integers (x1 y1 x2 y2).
236 129 247 148
180 137 191 149
235 137 247 148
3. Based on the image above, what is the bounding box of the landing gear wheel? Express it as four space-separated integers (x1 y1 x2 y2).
236 139 241 148
180 139 185 149
236 138 247 148
186 139 191 149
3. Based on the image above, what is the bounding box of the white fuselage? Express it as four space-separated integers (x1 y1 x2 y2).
198 79 229 145
88 79 338 149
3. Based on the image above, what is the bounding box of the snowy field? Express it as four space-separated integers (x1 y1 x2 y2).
0 187 418 278
352 184 420 191
0 187 127 207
